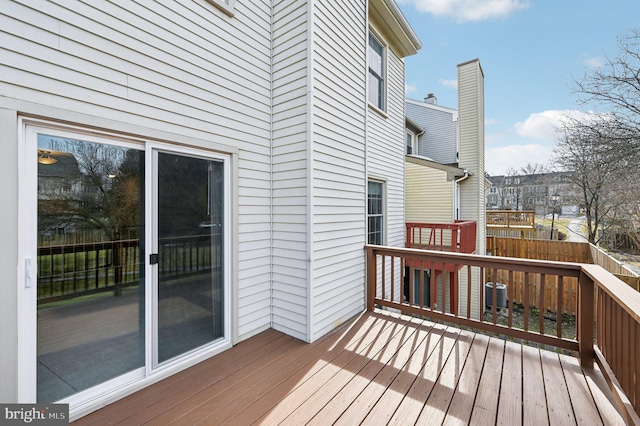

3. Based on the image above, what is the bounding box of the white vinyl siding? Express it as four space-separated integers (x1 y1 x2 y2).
367 41 406 250
0 0 273 341
309 0 367 340
271 0 310 340
405 162 455 223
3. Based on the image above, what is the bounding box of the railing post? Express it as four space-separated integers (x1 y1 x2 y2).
366 246 375 311
578 269 595 368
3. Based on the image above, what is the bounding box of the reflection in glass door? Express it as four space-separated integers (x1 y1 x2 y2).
36 134 145 403
155 152 225 365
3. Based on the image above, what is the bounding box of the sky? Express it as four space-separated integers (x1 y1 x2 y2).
397 0 640 176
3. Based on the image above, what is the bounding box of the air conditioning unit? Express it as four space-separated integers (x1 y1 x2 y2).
485 282 507 310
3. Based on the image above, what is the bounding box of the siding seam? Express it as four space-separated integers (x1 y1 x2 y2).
306 0 315 342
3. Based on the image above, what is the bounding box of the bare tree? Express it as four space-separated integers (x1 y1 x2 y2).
520 162 549 175
553 116 634 244
568 28 640 246
573 29 640 131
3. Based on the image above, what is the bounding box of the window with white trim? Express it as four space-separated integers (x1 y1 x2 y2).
406 130 415 155
206 0 235 16
368 32 385 111
367 181 384 244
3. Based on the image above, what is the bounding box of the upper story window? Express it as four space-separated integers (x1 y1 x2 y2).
368 32 385 111
406 130 415 155
206 0 235 16
367 181 384 244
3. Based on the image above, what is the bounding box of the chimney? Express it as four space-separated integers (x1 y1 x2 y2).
424 93 437 105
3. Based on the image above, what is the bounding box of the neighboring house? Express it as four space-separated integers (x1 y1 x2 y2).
0 0 420 419
486 172 579 216
404 59 487 318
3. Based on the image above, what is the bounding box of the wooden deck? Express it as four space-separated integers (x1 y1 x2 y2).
75 310 625 425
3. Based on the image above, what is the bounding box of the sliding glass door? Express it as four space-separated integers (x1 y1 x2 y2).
154 151 225 365
36 134 146 403
27 125 229 406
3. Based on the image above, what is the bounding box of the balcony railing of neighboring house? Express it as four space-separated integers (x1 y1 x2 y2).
406 221 477 254
405 221 477 316
365 244 640 423
487 210 536 228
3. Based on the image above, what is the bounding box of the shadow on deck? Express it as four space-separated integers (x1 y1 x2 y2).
74 310 625 425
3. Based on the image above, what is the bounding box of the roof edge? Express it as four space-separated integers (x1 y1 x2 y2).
369 0 422 57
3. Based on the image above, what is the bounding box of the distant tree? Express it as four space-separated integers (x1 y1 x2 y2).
553 116 635 244
520 162 549 175
573 29 640 133
568 28 640 246
503 167 523 210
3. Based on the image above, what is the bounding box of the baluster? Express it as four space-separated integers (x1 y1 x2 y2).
557 276 564 338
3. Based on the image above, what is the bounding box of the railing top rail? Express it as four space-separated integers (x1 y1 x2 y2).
366 244 582 277
406 221 476 229
582 264 640 323
487 210 536 215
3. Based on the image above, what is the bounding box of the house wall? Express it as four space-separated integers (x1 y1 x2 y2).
406 99 458 164
0 0 416 407
0 0 273 402
271 0 311 341
405 162 454 223
367 29 407 251
309 0 367 340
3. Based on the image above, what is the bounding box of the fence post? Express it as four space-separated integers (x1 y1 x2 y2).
366 246 375 311
578 269 595 368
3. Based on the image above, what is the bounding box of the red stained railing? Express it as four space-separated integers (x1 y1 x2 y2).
406 221 477 254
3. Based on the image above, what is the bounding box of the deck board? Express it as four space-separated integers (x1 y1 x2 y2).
360 323 449 424
74 310 627 425
497 340 523 425
441 333 490 426
540 349 575 425
415 330 475 425
522 344 549 425
469 337 504 425
559 354 604 426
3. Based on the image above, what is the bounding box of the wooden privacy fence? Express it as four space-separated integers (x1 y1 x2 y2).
487 236 591 262
590 243 640 291
486 236 640 313
486 238 586 315
485 268 578 315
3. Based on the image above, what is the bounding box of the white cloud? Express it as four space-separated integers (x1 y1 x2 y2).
438 78 458 88
405 83 418 94
485 118 499 126
513 109 589 141
582 55 605 68
486 144 554 176
401 0 530 22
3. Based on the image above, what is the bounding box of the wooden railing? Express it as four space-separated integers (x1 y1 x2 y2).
37 234 217 303
486 210 536 228
365 245 640 421
406 220 476 254
586 265 640 424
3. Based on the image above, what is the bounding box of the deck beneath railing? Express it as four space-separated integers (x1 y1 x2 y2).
75 310 625 425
